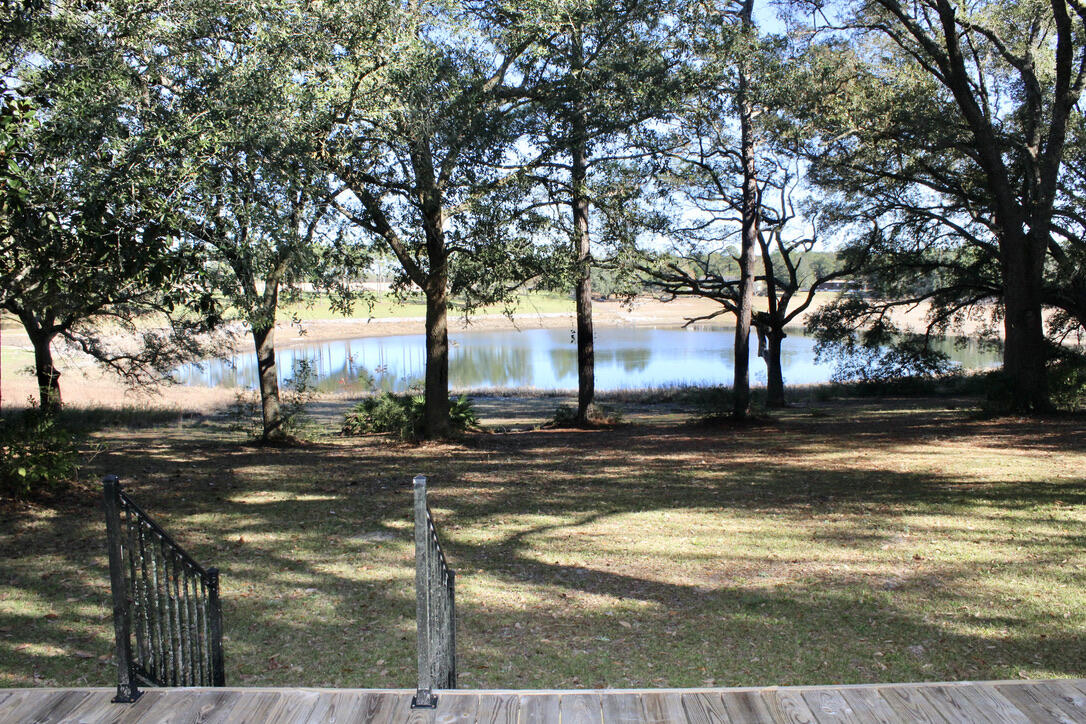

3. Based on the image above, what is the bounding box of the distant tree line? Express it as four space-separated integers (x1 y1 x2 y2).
2 0 1083 437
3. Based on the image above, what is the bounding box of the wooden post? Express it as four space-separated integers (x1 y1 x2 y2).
412 474 437 709
103 475 141 703
207 567 225 686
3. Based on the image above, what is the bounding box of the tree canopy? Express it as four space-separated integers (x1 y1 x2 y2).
789 0 1086 410
1 1 220 412
7 0 1085 427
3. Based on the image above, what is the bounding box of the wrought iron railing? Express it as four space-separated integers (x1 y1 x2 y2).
411 474 456 709
103 475 224 703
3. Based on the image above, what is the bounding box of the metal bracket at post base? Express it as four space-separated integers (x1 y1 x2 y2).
111 684 142 704
411 689 438 709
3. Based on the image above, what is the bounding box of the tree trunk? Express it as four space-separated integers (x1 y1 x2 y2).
1001 231 1051 411
423 277 451 438
406 133 454 440
571 27 595 425
252 325 283 441
18 312 62 414
29 328 62 415
733 32 758 420
765 327 786 408
572 155 594 424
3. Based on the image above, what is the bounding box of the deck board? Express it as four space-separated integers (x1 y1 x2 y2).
1050 681 1086 717
601 692 643 723
873 685 948 723
1 680 1083 723
562 693 604 723
517 693 560 722
362 692 412 723
726 690 785 723
799 688 861 724
301 690 369 723
681 691 732 723
26 689 95 723
762 688 819 724
833 688 895 724
436 693 481 724
938 683 1029 724
995 682 1082 723
6 690 67 722
476 693 519 724
639 693 686 723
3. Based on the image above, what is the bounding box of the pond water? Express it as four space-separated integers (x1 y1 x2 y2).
173 326 1002 393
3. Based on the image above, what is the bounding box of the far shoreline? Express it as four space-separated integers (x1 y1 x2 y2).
1 294 1006 412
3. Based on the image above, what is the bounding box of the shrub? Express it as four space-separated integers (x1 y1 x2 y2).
1049 354 1086 412
281 358 319 437
449 394 479 430
342 393 478 441
227 358 321 441
692 386 735 413
0 411 79 498
226 389 262 439
549 403 622 427
979 352 1086 414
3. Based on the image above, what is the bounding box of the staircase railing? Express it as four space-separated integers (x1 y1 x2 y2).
411 475 456 709
103 475 224 703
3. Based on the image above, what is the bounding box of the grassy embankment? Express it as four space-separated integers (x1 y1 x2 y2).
0 396 1082 689
277 290 575 322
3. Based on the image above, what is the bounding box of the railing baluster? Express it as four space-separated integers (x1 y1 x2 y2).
186 565 194 685
188 570 198 685
447 569 456 689
137 520 152 674
432 527 443 686
149 527 164 683
160 537 174 686
199 577 209 686
171 553 183 686
208 567 225 687
178 563 189 686
188 568 196 685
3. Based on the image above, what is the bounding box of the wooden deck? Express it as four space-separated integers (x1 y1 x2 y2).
2 679 1085 723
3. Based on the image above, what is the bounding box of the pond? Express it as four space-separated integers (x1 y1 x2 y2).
173 326 1002 393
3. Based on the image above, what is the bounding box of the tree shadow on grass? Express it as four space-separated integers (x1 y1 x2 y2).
1 398 1083 688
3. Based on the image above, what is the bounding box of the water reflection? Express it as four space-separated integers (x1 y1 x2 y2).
173 326 1002 392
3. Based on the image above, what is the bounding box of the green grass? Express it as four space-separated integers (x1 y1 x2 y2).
0 396 1082 690
0 312 22 331
1 347 34 374
0 404 198 432
278 291 573 322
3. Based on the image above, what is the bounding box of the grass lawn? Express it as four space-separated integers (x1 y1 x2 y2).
0 396 1082 690
278 291 574 322
1 347 34 375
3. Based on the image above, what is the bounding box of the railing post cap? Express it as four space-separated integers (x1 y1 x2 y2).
413 475 427 488
103 474 120 487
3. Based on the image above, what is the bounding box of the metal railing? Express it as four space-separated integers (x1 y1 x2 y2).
103 475 224 703
412 475 456 709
